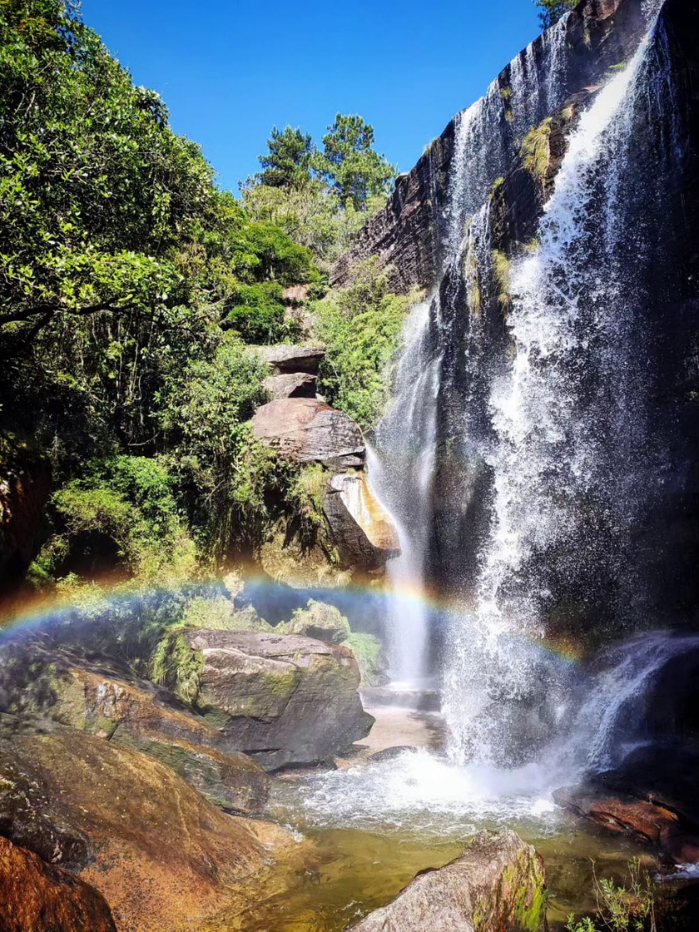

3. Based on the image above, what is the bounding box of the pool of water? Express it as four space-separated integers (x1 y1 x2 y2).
240 749 654 932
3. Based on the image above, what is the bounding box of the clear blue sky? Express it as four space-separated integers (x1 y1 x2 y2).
82 0 544 193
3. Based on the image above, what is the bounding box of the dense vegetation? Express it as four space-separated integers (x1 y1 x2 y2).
534 0 576 28
0 0 406 591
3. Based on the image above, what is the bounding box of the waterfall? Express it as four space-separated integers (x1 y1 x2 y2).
443 5 675 765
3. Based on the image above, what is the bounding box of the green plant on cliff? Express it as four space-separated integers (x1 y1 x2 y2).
521 118 553 183
534 0 576 29
313 259 423 431
151 625 203 703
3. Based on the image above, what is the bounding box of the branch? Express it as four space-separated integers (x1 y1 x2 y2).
0 301 139 327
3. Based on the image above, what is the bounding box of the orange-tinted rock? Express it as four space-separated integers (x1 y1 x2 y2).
325 471 400 569
252 398 365 468
0 835 117 932
0 732 311 932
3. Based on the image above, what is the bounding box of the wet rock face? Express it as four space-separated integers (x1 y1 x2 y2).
0 731 309 932
332 0 646 294
252 398 365 469
349 829 546 932
184 629 374 769
0 835 117 932
325 471 401 569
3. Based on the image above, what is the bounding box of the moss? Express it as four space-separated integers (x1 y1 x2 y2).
489 176 505 201
521 118 553 183
151 628 203 704
491 249 512 307
342 632 385 686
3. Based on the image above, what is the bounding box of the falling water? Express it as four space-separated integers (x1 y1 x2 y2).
444 5 673 765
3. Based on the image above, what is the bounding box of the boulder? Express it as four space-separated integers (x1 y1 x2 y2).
252 398 365 469
325 471 400 569
0 731 310 932
0 645 271 814
348 829 546 932
183 629 374 769
263 371 317 400
276 599 351 643
554 784 699 865
253 344 325 374
0 835 117 932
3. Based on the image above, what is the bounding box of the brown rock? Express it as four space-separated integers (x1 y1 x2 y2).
263 371 317 400
348 829 546 931
184 629 375 769
252 344 325 374
554 785 699 864
0 732 310 932
0 647 271 814
0 835 117 932
252 398 365 469
325 471 400 569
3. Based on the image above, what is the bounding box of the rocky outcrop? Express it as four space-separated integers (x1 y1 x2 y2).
0 645 271 814
183 629 374 769
276 599 351 643
264 371 317 399
554 784 699 865
0 455 51 590
325 471 401 569
0 731 310 932
0 835 117 932
349 830 546 932
332 0 648 293
253 344 325 374
252 398 365 469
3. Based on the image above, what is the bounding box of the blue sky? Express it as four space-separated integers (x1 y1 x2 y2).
82 0 544 193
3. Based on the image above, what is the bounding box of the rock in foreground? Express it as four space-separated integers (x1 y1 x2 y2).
252 398 365 469
0 835 117 932
349 829 546 932
0 731 309 932
185 629 374 769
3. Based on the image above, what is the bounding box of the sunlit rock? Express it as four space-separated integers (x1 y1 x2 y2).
325 470 400 569
252 398 365 468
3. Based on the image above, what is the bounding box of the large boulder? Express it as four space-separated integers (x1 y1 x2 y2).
183 629 374 769
276 599 351 643
252 344 325 374
325 471 401 569
0 731 310 932
252 398 365 469
348 830 546 932
263 371 317 400
0 835 117 932
0 645 271 814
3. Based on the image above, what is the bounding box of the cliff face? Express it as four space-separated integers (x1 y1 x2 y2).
333 0 647 294
366 0 699 665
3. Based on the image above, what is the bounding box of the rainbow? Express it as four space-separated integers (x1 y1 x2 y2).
0 572 587 663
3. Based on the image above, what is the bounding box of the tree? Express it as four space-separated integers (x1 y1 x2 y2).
534 0 576 29
255 126 314 189
315 114 396 211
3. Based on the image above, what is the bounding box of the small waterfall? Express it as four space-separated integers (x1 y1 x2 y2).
371 297 442 684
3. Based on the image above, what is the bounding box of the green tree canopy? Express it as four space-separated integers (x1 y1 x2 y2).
534 0 576 28
255 125 314 189
315 114 396 211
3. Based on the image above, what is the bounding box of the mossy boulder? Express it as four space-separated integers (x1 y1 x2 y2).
348 829 546 932
0 835 117 932
277 599 351 643
0 731 312 932
183 629 374 769
0 644 270 813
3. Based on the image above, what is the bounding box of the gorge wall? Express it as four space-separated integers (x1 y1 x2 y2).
357 0 699 764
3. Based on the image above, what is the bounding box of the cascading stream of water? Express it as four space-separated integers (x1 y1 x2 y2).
444 2 671 767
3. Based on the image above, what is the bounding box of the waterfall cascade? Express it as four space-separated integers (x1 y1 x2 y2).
371 0 692 772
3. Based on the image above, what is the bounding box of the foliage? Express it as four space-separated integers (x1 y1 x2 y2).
343 632 385 685
566 859 657 932
521 118 553 182
45 455 197 582
313 259 423 430
314 114 396 211
534 0 576 28
151 625 203 703
255 125 314 189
